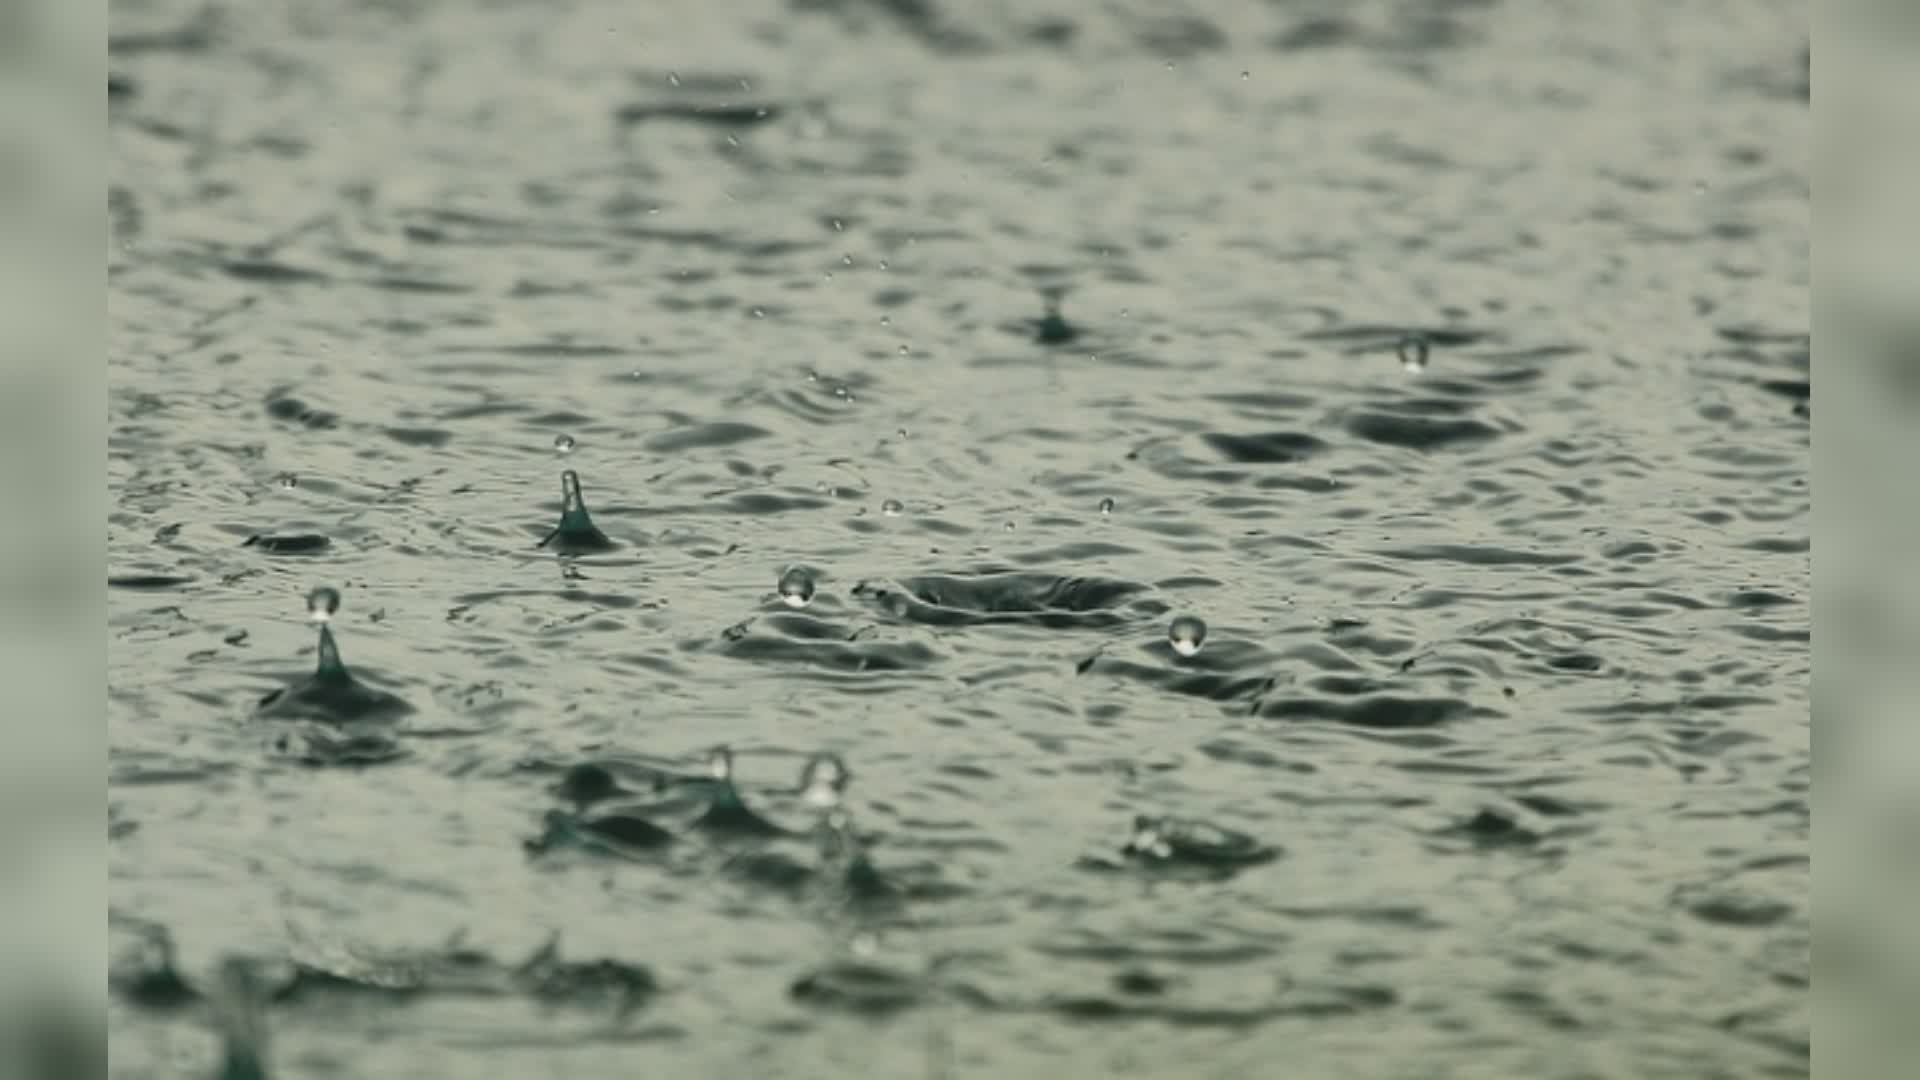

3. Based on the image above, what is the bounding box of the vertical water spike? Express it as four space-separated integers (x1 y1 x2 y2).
210 957 271 1080
313 624 350 684
540 469 615 553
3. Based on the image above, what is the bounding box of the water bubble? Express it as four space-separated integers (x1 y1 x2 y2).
778 566 818 608
800 752 850 809
553 434 576 456
306 586 341 624
1098 497 1115 516
1168 615 1207 657
667 72 680 87
276 473 298 490
1396 334 1430 374
881 499 904 517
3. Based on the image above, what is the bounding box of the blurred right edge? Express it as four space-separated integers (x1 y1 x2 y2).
1814 2 1920 1079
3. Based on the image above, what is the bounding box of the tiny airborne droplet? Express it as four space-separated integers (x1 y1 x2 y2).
306 586 341 624
881 499 904 517
778 566 818 609
553 434 576 455
1168 616 1207 658
1397 334 1430 374
277 473 298 490
1099 497 1115 516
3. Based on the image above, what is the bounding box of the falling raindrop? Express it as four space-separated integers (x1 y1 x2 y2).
1098 497 1115 516
879 315 891 327
1396 334 1430 374
553 434 576 456
1168 615 1207 658
841 254 854 267
751 307 766 318
877 259 890 271
276 473 298 490
667 72 681 86
881 499 904 517
778 566 818 609
799 753 850 809
832 218 844 231
897 344 909 356
1240 70 1250 80
306 586 341 624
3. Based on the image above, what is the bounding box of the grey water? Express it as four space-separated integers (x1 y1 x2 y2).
107 0 1808 1077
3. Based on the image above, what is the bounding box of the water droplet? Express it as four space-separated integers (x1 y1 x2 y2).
751 306 766 318
276 473 298 490
553 434 576 456
879 315 891 327
897 344 909 356
800 752 850 809
833 384 853 401
707 745 734 781
895 427 908 439
1119 308 1130 318
1692 180 1708 195
1168 615 1207 657
647 205 661 215
806 370 821 383
841 254 854 267
881 499 904 517
306 586 341 623
738 78 752 91
1003 521 1016 532
877 259 890 271
831 218 844 231
667 71 681 87
1240 70 1250 80
725 135 740 148
778 566 817 608
1098 497 1115 515
1396 334 1430 373
1164 59 1175 70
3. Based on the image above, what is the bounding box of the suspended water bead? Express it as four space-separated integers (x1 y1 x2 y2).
799 752 850 810
306 586 341 624
879 315 891 327
1168 615 1207 658
881 499 904 517
897 345 909 356
1396 334 1430 374
667 71 681 86
1098 497 1115 516
553 433 576 456
777 566 818 609
276 473 298 490
707 745 734 782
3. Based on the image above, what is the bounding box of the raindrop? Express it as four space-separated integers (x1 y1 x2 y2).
881 499 904 517
1396 334 1430 374
895 427 908 439
276 473 298 490
667 72 680 87
841 254 854 267
726 135 740 148
1240 70 1250 80
1168 615 1207 658
751 307 766 318
553 434 576 456
877 259 890 271
832 219 844 231
1098 497 1115 516
306 586 341 624
897 344 909 356
799 753 850 809
879 315 891 327
1003 521 1016 532
1164 59 1175 70
778 566 818 609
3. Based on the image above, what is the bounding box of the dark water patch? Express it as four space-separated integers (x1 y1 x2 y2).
384 426 454 448
222 259 329 285
263 393 339 430
1206 390 1318 414
1728 589 1797 610
615 102 783 128
267 726 411 768
645 422 772 453
712 492 833 515
243 533 332 555
1345 410 1504 450
709 625 942 674
1007 542 1143 565
526 807 675 859
1257 695 1481 729
1436 808 1542 849
1202 431 1329 464
109 573 196 591
1376 544 1579 568
789 962 924 1016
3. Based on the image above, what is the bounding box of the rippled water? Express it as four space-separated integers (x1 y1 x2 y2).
109 1 1808 1076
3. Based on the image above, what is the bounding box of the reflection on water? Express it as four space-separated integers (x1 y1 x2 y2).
110 0 1806 1075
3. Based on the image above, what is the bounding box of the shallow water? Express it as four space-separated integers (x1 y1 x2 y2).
108 1 1807 1076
